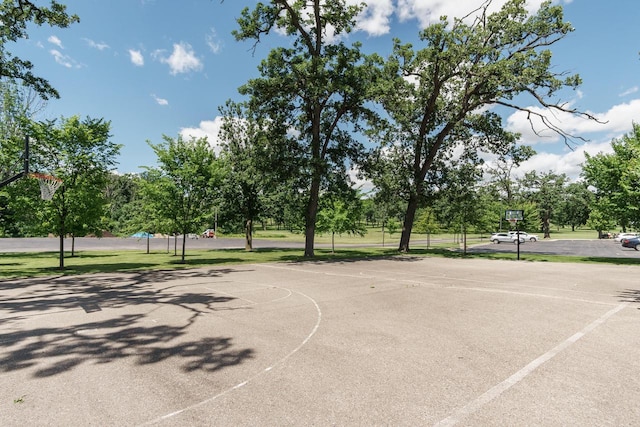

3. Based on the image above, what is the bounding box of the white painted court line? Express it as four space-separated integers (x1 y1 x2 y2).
139 287 322 426
433 301 630 427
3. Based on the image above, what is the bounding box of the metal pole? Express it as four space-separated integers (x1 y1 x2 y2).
516 220 520 260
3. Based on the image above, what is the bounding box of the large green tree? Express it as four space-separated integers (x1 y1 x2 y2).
144 135 223 263
557 181 593 231
0 0 79 99
519 170 567 238
233 0 380 257
218 101 271 251
582 123 640 232
367 0 597 252
29 115 119 269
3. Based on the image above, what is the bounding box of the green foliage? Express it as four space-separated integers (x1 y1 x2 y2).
364 0 594 252
413 207 440 234
386 218 400 237
234 0 381 257
317 193 367 252
26 115 119 267
143 134 223 262
0 1 79 99
518 170 568 237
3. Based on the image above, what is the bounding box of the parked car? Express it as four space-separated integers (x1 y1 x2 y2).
621 236 640 250
509 231 539 242
490 232 524 244
614 232 638 242
202 229 216 238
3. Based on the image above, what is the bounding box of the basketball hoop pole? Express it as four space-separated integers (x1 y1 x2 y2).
515 219 520 260
0 136 29 188
505 209 524 261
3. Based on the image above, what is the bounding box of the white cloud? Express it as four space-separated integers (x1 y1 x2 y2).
179 117 224 153
206 28 222 54
50 49 75 68
348 0 393 36
619 86 639 97
395 0 550 29
48 35 63 48
151 94 168 106
158 42 203 75
513 139 613 182
346 0 573 37
505 98 640 146
128 49 144 66
84 38 110 51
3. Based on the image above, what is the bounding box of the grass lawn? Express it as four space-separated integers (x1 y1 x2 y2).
0 225 609 279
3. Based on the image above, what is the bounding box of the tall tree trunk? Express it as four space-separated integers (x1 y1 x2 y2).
543 211 551 238
181 232 187 263
398 195 419 253
304 175 321 257
71 234 75 257
245 219 253 251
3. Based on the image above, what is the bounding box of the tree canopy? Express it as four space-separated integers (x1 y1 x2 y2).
366 0 598 252
233 0 380 257
0 1 79 99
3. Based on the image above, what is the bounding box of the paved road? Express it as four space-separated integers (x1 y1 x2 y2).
1 237 637 259
0 236 305 253
1 258 638 425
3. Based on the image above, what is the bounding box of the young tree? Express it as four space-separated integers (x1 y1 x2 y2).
367 0 598 252
316 192 366 253
0 1 79 99
145 135 223 263
437 155 485 253
29 116 119 269
233 1 380 257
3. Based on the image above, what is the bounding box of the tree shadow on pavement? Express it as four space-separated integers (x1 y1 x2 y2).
0 268 256 377
618 289 640 308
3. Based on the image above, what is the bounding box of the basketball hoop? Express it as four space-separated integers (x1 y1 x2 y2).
29 172 63 200
508 218 518 228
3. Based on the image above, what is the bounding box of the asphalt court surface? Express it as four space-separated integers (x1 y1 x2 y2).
1 257 639 426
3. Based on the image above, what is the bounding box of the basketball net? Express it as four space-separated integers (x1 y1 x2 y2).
29 172 63 200
508 218 518 228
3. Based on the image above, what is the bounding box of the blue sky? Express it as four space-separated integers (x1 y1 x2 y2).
11 0 640 181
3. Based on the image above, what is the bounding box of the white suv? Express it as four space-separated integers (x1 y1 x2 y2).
491 232 524 244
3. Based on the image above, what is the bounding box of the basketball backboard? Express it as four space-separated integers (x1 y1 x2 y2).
505 209 524 221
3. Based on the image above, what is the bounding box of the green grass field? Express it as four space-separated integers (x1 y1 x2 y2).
0 224 628 280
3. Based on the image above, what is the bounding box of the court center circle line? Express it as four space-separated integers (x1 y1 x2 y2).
139 286 322 426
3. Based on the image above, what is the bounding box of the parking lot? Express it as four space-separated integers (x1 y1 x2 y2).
470 238 640 259
1 255 639 425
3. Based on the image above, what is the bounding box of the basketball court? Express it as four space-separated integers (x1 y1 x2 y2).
1 257 638 425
